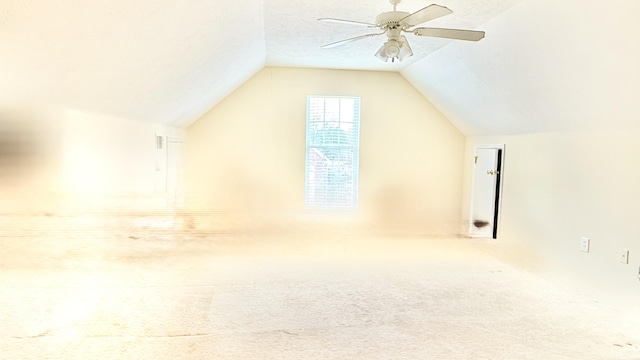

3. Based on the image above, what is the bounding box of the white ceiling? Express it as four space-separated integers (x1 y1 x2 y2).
403 0 640 135
2 0 639 135
0 0 519 128
1 0 265 127
264 0 520 70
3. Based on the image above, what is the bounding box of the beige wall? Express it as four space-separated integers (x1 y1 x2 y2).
464 131 640 308
0 105 184 213
185 67 465 235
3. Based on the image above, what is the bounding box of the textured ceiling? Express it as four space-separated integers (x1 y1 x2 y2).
0 0 265 127
265 0 520 71
0 0 521 128
403 0 640 135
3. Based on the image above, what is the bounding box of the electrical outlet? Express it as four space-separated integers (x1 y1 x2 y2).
619 249 629 264
580 237 590 253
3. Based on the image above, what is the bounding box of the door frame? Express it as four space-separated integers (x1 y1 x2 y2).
469 144 505 239
166 137 184 209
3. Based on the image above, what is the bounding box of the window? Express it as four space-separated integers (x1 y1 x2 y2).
305 96 361 210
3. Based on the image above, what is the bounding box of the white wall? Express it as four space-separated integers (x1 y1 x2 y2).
185 67 465 235
0 105 184 213
464 131 640 309
414 0 640 311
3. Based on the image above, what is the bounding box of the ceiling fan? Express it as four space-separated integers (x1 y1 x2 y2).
319 0 485 62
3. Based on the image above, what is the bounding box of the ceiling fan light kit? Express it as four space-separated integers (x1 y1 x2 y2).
375 30 413 62
319 0 485 63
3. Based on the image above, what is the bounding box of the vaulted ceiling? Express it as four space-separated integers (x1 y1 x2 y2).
2 0 639 135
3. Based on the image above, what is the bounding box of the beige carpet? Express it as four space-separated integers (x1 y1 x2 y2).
2 214 640 359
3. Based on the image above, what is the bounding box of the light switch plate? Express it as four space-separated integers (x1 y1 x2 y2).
580 237 590 253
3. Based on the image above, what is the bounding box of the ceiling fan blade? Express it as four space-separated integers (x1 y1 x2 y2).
413 27 485 41
321 33 384 49
318 18 377 27
400 4 453 27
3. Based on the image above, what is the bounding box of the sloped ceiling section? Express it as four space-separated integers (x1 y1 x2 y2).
1 0 526 128
0 0 265 127
402 0 640 135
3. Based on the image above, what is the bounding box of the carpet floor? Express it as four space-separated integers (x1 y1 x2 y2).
2 214 640 359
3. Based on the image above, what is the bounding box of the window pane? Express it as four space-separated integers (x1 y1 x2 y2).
339 99 355 123
306 147 356 209
305 96 360 210
308 98 325 122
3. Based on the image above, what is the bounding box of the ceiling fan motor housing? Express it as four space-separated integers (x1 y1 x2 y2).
375 11 410 31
